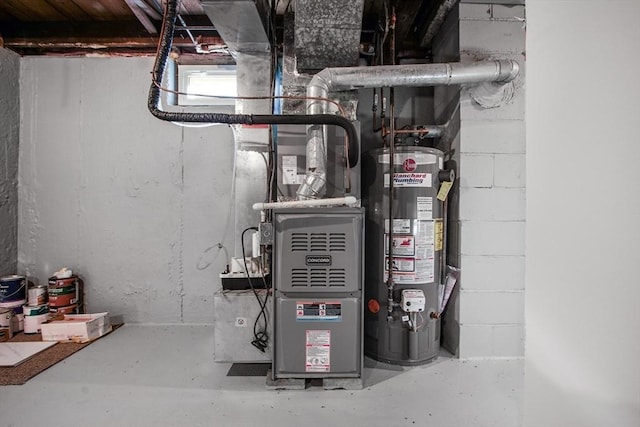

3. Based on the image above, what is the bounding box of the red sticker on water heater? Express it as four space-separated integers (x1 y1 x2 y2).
403 158 417 172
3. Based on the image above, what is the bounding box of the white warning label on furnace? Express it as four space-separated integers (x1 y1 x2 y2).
384 219 411 234
296 302 342 322
417 196 433 220
306 330 331 373
282 156 298 185
384 173 432 188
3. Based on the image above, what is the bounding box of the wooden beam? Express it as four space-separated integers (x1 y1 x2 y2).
48 0 94 20
124 0 158 34
137 0 162 19
136 0 162 21
2 35 224 49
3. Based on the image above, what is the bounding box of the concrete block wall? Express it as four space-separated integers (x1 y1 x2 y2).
18 57 235 324
457 3 526 358
0 48 20 276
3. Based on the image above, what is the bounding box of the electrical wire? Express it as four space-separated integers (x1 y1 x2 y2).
151 80 348 118
241 227 270 352
197 130 239 272
416 311 426 330
152 79 354 170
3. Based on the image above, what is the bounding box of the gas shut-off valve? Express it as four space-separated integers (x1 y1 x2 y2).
401 289 425 313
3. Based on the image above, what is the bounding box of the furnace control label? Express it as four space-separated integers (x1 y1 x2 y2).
306 330 331 372
296 302 342 322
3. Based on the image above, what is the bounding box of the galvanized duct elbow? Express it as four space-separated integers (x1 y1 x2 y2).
296 60 519 199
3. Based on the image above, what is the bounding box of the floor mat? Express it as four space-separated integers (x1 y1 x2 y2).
226 363 271 377
0 323 123 386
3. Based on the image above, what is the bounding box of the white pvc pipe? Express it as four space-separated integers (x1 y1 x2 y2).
252 196 357 211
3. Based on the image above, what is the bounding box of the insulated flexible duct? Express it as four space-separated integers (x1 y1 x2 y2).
147 0 359 165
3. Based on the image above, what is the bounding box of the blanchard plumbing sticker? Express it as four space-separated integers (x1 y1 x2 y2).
384 173 432 188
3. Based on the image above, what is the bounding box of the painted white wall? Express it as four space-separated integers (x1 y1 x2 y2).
18 57 236 324
0 48 20 276
525 2 640 426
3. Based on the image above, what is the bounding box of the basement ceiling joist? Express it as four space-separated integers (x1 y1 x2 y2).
0 0 443 58
0 0 214 55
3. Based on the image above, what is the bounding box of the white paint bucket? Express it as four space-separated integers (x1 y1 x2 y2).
23 312 49 334
28 285 48 306
0 308 12 328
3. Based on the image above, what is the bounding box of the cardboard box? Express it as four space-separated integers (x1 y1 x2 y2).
41 312 111 343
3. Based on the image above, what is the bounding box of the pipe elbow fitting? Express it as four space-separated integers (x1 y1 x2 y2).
496 59 520 83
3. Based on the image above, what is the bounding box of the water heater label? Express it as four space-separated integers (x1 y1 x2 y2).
384 219 411 234
435 219 444 252
296 302 342 322
416 220 436 282
385 257 416 272
306 330 331 373
385 235 415 256
384 173 432 188
417 196 433 220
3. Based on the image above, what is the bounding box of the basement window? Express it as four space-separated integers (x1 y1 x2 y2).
177 65 237 106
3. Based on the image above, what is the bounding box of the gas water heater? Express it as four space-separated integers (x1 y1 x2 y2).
363 146 453 365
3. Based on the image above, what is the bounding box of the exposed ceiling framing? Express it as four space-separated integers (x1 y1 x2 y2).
0 0 449 58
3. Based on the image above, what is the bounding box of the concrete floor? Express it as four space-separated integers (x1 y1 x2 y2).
1 325 523 427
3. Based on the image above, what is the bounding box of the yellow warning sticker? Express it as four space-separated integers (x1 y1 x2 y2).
435 219 444 252
437 181 454 201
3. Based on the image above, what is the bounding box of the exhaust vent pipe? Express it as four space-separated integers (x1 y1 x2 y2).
297 60 520 200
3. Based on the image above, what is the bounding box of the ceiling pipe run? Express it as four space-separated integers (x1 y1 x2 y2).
420 0 459 48
148 0 359 165
297 59 520 199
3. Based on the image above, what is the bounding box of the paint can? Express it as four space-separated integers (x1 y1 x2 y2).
0 275 27 307
23 309 50 334
49 304 78 315
27 284 48 306
1 302 25 333
11 308 25 333
48 276 80 308
23 304 49 316
0 308 13 328
13 315 24 333
0 327 11 341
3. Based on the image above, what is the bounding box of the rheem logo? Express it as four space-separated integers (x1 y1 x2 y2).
403 158 417 172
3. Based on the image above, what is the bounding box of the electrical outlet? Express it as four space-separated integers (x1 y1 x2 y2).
259 222 273 245
235 317 247 327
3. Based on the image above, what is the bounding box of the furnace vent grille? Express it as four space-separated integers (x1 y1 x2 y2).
289 268 347 287
290 232 347 252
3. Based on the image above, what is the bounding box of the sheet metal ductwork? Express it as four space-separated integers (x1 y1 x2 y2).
296 59 520 200
295 0 365 72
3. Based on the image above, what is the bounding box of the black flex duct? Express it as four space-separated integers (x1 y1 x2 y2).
147 0 359 167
